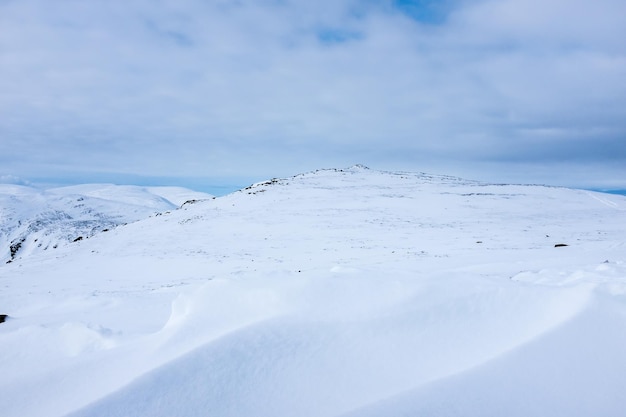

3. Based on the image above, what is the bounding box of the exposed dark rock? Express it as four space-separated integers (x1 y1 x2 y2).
0 314 7 324
554 243 569 247
9 237 25 259
73 236 83 242
182 199 199 207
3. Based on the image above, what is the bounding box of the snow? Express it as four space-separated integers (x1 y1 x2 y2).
1 166 625 416
0 183 213 263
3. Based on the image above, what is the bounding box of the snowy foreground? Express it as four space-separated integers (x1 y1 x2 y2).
1 166 626 417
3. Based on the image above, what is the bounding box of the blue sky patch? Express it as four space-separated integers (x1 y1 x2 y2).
393 0 453 24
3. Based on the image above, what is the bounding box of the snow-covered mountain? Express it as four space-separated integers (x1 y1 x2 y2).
0 184 213 264
1 166 626 417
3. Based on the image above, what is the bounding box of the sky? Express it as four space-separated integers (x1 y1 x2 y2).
1 0 625 193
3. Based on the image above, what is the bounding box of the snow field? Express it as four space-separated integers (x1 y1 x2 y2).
1 166 625 416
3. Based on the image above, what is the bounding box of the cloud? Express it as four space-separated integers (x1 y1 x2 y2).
0 0 624 188
0 175 32 186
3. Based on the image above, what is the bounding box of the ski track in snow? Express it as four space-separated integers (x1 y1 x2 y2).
1 166 625 417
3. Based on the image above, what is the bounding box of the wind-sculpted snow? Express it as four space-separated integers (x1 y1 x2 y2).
1 167 625 417
0 184 213 263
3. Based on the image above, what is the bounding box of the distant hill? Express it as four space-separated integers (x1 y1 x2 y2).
0 184 213 264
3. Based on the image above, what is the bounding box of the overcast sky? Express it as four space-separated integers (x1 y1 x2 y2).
1 0 625 192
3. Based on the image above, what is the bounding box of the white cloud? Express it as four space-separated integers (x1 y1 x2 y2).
0 175 32 185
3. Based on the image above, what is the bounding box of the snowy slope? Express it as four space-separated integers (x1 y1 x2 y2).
1 166 625 417
0 184 213 264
